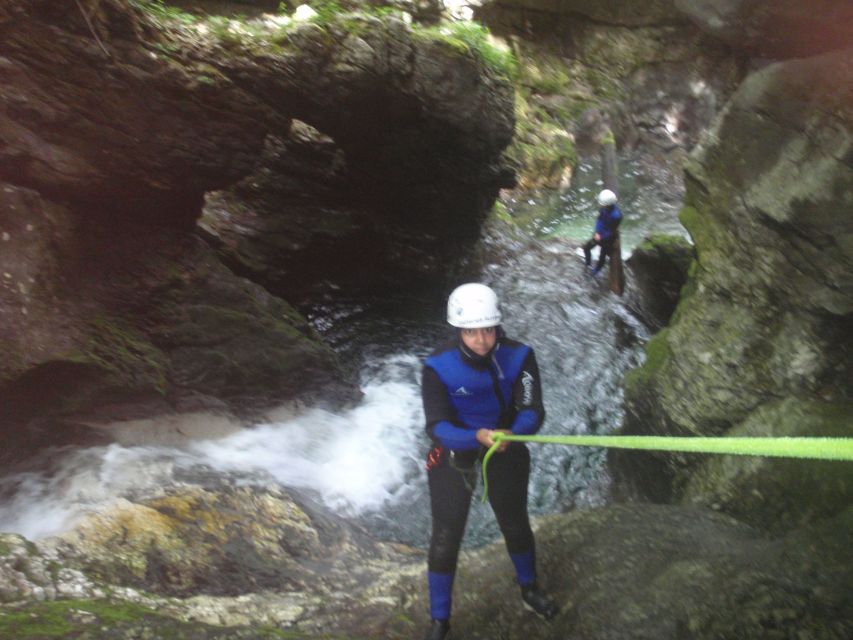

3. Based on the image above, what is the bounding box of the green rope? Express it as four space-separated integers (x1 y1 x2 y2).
480 433 853 503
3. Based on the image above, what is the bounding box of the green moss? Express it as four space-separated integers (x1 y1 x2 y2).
0 541 10 556
491 200 513 224
636 234 690 253
624 328 672 391
130 0 198 24
415 21 518 79
0 601 75 638
85 316 169 394
0 599 348 639
677 205 712 254
508 92 577 188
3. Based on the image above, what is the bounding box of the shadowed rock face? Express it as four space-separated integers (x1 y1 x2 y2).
0 181 356 457
615 48 853 521
483 0 684 27
0 0 273 221
675 0 853 60
625 234 694 331
0 0 515 433
194 12 517 299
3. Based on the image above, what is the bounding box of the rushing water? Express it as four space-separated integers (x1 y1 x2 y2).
0 156 684 547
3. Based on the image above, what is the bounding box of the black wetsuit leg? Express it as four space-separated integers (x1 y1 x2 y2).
486 443 534 555
427 455 475 574
582 238 597 267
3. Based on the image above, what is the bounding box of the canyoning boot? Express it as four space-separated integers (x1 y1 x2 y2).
423 618 451 640
521 583 559 620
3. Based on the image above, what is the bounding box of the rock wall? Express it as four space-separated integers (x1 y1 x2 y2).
0 0 515 436
675 0 853 60
477 0 744 191
615 46 853 530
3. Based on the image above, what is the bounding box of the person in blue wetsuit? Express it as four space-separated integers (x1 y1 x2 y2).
420 283 558 640
583 189 623 276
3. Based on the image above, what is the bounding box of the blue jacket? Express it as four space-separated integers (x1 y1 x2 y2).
594 204 622 241
422 337 545 451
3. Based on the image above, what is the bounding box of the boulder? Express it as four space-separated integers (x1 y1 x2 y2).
392 504 853 639
614 49 853 518
0 182 355 456
682 398 853 533
48 484 423 636
626 234 694 330
0 0 273 222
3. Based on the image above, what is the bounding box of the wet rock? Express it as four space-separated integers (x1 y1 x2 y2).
0 182 355 449
0 533 103 604
1 0 513 432
614 49 853 513
626 234 694 331
393 504 853 639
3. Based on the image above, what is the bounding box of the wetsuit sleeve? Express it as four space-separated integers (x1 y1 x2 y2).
509 349 545 435
611 208 622 232
422 366 481 451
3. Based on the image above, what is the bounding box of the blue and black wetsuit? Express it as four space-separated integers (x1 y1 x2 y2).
421 333 545 622
583 204 622 274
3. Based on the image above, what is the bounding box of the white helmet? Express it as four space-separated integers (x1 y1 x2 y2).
597 189 618 207
446 283 502 328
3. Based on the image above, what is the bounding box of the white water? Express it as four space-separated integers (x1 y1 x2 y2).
0 194 668 546
188 354 425 511
0 355 426 540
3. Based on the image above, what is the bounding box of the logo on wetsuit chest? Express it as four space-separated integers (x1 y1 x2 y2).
452 386 474 397
522 371 534 404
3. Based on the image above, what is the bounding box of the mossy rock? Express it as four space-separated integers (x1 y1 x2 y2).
57 487 329 597
681 398 853 532
437 503 853 639
626 234 695 330
623 327 673 402
83 316 170 394
0 597 337 639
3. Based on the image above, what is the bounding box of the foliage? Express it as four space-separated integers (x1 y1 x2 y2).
309 0 347 23
416 21 518 79
129 0 198 24
507 91 577 189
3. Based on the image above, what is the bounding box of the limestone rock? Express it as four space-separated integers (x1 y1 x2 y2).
395 504 853 639
0 0 514 433
614 49 853 515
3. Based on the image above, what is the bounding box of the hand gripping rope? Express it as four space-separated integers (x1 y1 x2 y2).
480 433 853 503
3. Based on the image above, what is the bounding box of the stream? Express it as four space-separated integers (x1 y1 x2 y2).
0 153 685 550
